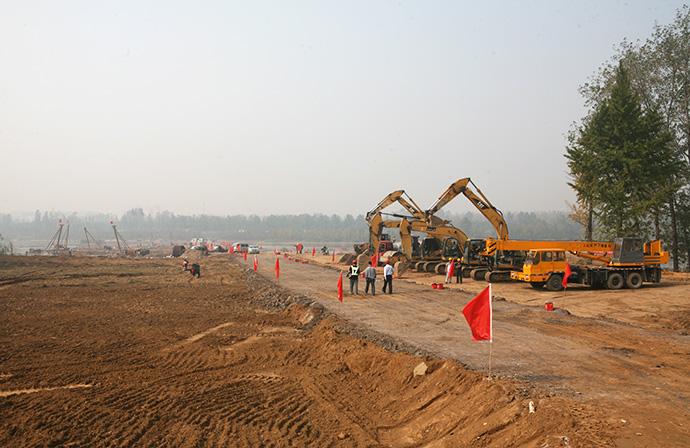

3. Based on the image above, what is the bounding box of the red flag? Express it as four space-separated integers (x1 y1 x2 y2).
337 272 343 302
448 258 455 278
312 247 316 256
563 262 572 289
275 258 280 278
253 255 258 271
462 285 492 341
274 248 277 255
332 251 335 262
371 252 379 267
230 245 235 254
244 251 247 261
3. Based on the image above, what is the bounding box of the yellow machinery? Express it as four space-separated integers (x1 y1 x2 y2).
423 178 522 280
365 212 469 272
487 237 669 291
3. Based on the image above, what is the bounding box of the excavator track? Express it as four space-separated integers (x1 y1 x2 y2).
484 270 513 282
470 268 489 281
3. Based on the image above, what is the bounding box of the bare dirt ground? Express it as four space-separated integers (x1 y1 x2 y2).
0 251 688 447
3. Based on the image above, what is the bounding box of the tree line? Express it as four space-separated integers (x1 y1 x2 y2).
0 208 583 249
566 6 690 270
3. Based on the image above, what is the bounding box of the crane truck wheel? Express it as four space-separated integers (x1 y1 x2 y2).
625 272 643 289
546 274 564 291
606 273 624 290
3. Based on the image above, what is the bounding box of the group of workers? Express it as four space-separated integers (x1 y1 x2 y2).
346 258 395 295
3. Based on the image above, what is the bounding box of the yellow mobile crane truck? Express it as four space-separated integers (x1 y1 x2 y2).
480 237 668 291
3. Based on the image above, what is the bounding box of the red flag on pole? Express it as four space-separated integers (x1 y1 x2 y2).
337 272 343 302
462 284 492 341
562 262 572 289
371 252 379 267
274 248 277 255
312 247 316 257
275 258 280 278
230 245 235 254
332 251 335 262
253 255 258 271
244 251 247 261
448 258 455 278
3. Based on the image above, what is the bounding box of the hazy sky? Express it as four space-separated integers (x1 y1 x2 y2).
1 1 686 219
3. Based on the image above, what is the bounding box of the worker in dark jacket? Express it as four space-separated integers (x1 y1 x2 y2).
364 261 377 295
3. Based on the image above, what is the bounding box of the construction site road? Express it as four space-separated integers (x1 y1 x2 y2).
244 251 690 447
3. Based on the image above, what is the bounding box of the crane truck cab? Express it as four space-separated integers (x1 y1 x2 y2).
512 249 568 291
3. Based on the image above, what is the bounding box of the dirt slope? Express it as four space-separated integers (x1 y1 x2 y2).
248 251 690 447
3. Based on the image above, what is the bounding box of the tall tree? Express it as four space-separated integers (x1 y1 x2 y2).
576 6 690 269
566 64 676 240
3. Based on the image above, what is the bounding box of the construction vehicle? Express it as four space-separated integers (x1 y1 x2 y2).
354 190 423 256
479 237 668 290
364 210 470 272
359 182 508 276
357 190 449 266
424 178 524 281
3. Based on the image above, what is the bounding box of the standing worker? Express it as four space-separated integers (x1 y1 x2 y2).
383 261 394 294
455 258 463 283
445 259 453 284
364 261 377 295
347 260 360 295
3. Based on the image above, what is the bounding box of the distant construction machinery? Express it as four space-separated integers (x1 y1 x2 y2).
358 178 670 289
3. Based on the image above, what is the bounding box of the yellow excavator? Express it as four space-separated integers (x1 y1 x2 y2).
354 190 425 256
358 188 470 274
422 178 524 281
364 211 469 273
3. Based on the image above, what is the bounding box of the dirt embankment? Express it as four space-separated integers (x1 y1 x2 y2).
0 254 617 447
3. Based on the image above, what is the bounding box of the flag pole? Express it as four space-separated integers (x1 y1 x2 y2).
489 342 493 379
488 283 493 380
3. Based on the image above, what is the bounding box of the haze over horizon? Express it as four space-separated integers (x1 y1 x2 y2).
2 1 685 219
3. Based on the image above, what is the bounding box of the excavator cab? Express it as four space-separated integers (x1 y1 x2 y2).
463 239 486 266
420 237 442 259
441 237 464 259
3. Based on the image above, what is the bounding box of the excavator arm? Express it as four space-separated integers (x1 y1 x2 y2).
426 178 509 240
366 190 425 223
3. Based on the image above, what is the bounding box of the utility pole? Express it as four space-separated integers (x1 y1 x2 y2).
111 221 122 253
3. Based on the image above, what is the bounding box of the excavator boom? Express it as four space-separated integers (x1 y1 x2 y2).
366 190 425 223
426 178 509 240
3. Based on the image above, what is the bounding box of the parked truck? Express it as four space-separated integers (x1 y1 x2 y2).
508 237 668 291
